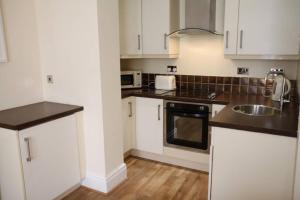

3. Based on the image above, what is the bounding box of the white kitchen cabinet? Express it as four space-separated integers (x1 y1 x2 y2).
122 97 136 153
0 8 7 62
212 104 226 118
0 115 81 200
119 0 179 58
224 0 300 59
209 127 297 200
119 0 142 56
223 0 239 55
135 97 163 154
141 0 179 57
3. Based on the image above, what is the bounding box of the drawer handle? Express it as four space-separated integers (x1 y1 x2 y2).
24 137 32 162
164 34 167 50
138 34 141 50
158 105 161 120
240 30 244 49
225 30 229 49
128 102 133 117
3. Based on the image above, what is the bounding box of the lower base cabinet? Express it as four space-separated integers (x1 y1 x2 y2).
209 127 297 200
122 97 136 153
0 115 81 200
135 97 163 154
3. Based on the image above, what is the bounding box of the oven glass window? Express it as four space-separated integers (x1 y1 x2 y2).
166 104 209 150
172 116 203 143
121 74 134 86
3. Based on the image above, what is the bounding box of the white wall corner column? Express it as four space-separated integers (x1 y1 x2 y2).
82 0 127 193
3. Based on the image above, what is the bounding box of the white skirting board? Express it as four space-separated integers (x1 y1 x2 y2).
131 149 209 172
81 163 127 193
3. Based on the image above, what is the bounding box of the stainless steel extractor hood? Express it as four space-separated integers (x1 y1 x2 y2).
169 0 225 37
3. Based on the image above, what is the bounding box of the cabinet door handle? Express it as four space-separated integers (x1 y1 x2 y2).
164 34 167 50
158 105 161 120
24 137 32 162
128 102 133 117
225 30 229 49
239 30 244 49
138 34 141 50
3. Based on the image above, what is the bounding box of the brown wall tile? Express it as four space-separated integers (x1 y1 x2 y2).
195 76 202 83
195 83 202 90
224 77 232 84
208 84 216 92
232 85 240 94
187 82 195 90
249 78 258 86
224 85 232 94
241 77 249 85
187 75 195 83
217 77 224 84
181 75 188 82
202 76 209 83
209 76 217 84
249 86 258 95
232 77 240 85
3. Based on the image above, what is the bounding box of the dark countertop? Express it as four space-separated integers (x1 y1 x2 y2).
0 102 84 131
122 89 299 138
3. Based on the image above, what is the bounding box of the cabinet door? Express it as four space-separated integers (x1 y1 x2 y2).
0 9 7 62
210 127 297 200
122 97 136 153
142 0 170 55
237 0 300 56
119 0 142 56
135 97 163 154
223 0 239 55
19 115 80 200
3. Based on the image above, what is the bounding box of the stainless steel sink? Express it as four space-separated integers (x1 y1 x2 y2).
232 104 280 116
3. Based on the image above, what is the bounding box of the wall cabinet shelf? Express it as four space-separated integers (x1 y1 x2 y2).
119 0 179 59
224 0 300 60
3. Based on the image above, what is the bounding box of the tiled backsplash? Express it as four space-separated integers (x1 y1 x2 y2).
142 73 297 96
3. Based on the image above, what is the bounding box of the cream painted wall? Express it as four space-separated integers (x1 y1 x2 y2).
0 0 43 110
34 0 124 192
122 35 298 80
34 0 106 179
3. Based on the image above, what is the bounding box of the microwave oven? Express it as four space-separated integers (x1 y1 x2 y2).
121 71 142 89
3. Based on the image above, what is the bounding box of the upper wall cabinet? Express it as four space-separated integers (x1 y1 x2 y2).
119 0 142 56
224 0 300 60
119 0 179 59
0 8 7 63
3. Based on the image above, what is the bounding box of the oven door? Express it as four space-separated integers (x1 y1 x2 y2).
166 104 209 151
121 74 134 88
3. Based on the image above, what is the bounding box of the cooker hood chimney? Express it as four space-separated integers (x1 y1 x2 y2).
169 0 225 37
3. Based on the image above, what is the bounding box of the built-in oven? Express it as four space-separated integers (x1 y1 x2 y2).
164 101 211 154
121 71 142 89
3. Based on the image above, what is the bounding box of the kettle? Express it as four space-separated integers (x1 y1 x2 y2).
271 75 291 101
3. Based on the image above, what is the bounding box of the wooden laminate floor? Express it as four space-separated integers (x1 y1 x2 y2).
63 157 208 200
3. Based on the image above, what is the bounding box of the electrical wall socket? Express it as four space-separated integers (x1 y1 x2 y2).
47 75 54 84
167 65 177 73
237 67 249 75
